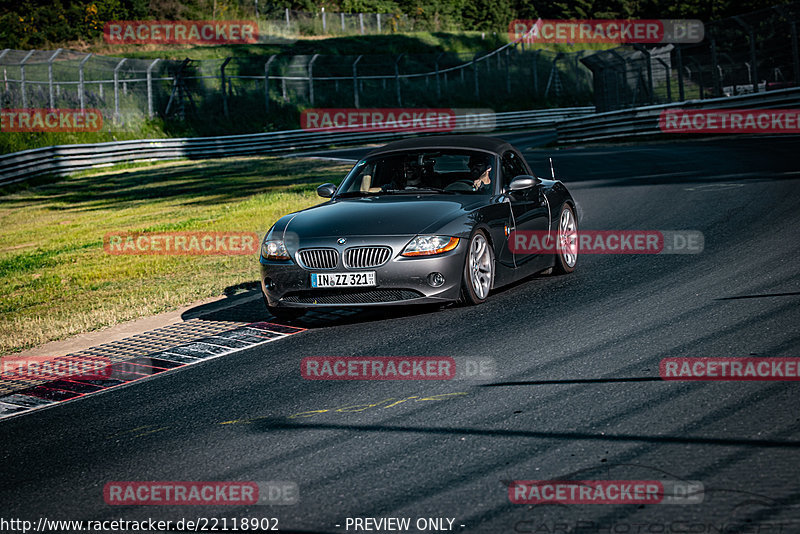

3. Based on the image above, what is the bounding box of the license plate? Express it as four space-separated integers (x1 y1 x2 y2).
311 271 376 288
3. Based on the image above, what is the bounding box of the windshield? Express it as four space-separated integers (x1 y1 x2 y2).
336 149 497 197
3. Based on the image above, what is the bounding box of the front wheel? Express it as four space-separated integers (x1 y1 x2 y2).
459 230 495 305
552 203 578 274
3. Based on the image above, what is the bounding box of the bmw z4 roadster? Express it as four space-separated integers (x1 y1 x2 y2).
259 135 577 319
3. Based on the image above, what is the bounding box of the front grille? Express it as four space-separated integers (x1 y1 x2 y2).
282 289 424 304
296 248 338 269
344 246 392 269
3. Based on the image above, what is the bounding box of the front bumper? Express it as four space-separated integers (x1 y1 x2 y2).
260 236 466 308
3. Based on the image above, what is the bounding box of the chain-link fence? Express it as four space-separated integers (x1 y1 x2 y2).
262 9 420 37
0 42 594 132
582 2 800 111
4 3 797 129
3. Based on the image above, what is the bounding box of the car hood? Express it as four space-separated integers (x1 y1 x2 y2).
283 195 485 238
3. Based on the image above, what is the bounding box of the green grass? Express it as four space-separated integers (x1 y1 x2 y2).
0 156 352 355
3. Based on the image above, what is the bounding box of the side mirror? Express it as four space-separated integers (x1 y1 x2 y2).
509 175 541 191
317 183 337 198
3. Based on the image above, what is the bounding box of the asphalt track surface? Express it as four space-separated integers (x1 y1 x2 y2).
2 134 800 534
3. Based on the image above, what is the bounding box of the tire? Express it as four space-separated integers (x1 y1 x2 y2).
263 294 304 321
552 202 578 275
459 229 495 305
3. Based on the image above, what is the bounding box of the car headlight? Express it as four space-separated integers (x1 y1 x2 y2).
401 236 459 257
261 239 290 261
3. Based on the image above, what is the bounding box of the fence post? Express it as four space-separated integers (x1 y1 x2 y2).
435 52 445 99
532 50 540 96
309 54 319 105
321 7 326 33
792 22 800 85
341 13 345 32
47 49 62 109
221 57 232 118
146 59 159 118
689 58 704 99
78 53 92 111
285 8 290 32
353 55 363 108
710 34 721 96
19 50 36 109
377 14 381 33
733 16 758 93
394 53 405 106
264 55 276 113
113 58 127 124
0 50 9 95
775 6 800 84
473 55 479 100
505 47 511 93
359 13 364 35
655 57 671 101
675 45 684 101
634 45 654 104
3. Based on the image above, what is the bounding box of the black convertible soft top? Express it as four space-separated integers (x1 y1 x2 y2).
365 135 514 157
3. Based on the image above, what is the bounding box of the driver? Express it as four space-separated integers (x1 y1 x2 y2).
468 155 492 192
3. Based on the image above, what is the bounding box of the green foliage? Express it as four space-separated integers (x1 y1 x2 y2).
3 0 794 48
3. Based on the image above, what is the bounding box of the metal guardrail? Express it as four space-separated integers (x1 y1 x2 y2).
556 87 800 144
0 107 594 186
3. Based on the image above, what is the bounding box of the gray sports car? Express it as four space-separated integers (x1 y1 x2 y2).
259 135 577 319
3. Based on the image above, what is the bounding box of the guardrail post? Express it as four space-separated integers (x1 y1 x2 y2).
78 53 92 111
47 49 62 109
309 54 319 105
733 16 759 93
394 53 404 106
675 45 685 101
221 57 232 118
264 55 276 113
435 52 444 99
146 58 159 118
19 50 35 109
352 55 362 108
113 58 127 124
473 55 479 99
